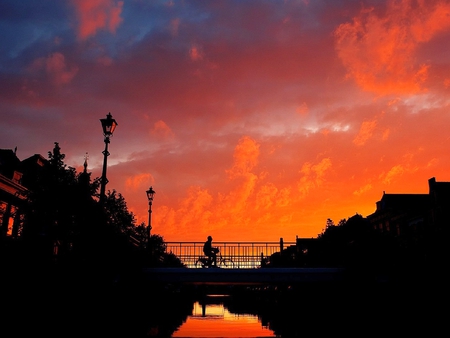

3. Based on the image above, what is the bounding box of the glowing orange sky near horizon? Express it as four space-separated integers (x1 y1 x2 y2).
2 0 450 242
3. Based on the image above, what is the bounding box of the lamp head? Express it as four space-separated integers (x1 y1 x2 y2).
100 112 118 137
146 186 156 201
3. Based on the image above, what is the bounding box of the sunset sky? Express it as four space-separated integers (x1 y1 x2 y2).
2 0 450 242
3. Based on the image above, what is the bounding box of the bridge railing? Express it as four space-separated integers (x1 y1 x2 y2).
165 240 296 268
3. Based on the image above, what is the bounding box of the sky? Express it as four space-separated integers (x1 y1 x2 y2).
1 0 450 242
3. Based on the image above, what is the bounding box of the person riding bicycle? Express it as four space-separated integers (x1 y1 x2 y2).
203 235 219 267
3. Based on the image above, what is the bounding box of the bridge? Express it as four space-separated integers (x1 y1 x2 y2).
164 239 296 269
142 267 346 285
143 239 347 285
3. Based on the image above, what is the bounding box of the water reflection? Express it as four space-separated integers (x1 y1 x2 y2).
166 281 444 337
4 279 442 338
173 295 276 337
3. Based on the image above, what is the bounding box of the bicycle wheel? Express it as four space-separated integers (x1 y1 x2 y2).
224 259 234 268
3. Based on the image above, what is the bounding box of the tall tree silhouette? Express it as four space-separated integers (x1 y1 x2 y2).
22 142 81 264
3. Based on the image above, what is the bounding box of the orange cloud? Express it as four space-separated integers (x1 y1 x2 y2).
72 0 124 39
125 173 154 191
381 156 420 185
353 119 377 146
295 102 309 115
334 0 450 95
178 186 214 228
426 158 439 169
153 136 279 240
255 183 278 210
297 158 332 197
382 164 406 184
153 186 212 240
226 136 259 178
151 120 174 138
353 183 373 196
444 78 450 88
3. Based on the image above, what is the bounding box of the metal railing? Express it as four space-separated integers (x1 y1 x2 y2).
165 240 296 268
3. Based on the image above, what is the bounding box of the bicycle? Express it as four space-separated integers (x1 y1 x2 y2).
194 253 234 268
218 254 234 268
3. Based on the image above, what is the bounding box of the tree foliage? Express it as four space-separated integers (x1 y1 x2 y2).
14 142 183 275
269 213 403 279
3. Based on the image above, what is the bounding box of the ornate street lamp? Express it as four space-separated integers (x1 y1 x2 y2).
99 112 118 205
146 186 156 240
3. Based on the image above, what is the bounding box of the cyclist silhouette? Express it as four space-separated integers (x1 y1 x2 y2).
203 235 219 267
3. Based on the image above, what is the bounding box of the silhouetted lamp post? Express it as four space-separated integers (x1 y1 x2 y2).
99 112 118 205
146 186 156 241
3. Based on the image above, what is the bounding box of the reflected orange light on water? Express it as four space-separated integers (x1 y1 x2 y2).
172 301 276 337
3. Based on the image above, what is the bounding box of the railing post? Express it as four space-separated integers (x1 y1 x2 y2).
252 243 254 268
280 237 283 252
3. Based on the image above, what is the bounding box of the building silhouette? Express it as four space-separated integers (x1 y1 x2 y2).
367 177 449 241
0 149 28 238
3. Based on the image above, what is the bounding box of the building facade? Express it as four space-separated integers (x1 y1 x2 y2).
0 149 47 239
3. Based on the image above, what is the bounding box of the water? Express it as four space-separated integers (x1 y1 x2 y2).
3 277 444 337
172 295 276 337
166 282 446 338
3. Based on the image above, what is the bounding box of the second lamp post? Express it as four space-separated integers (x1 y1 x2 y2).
146 186 156 241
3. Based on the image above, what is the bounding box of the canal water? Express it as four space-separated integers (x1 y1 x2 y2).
153 282 444 338
3 276 444 337
172 294 276 337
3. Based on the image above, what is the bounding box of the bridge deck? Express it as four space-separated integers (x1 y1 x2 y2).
142 267 346 285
